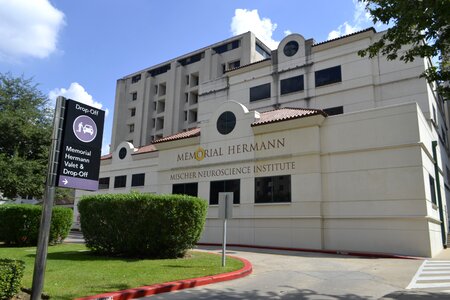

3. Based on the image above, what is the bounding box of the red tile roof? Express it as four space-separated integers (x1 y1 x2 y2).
313 27 375 47
101 153 112 160
133 144 157 155
252 107 326 126
152 127 201 144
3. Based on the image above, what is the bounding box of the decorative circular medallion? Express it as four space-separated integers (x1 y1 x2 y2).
283 40 299 57
194 147 206 161
217 111 236 135
118 147 127 159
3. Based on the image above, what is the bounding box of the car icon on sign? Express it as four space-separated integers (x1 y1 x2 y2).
83 124 94 135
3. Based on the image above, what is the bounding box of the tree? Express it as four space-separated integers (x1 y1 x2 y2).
358 0 450 100
0 73 53 199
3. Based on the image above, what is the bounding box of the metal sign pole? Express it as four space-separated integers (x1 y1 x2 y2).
31 97 65 300
222 194 228 267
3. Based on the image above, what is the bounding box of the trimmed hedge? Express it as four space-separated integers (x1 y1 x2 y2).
0 205 72 246
78 193 208 258
0 259 25 300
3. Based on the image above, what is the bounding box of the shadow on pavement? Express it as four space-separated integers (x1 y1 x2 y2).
149 287 450 300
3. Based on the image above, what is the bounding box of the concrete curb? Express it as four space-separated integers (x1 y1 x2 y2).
74 255 252 300
197 243 424 260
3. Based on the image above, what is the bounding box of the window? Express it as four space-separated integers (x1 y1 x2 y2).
213 40 240 54
255 175 291 203
129 124 134 133
178 52 204 66
132 92 137 101
131 74 141 83
148 64 171 77
280 75 304 95
256 43 271 58
209 179 240 205
131 173 145 187
315 66 342 87
227 60 240 70
98 177 110 189
130 108 136 117
114 175 126 188
217 111 236 135
172 182 198 196
186 75 189 85
429 174 437 205
323 106 344 116
118 147 127 159
250 83 271 102
283 41 299 57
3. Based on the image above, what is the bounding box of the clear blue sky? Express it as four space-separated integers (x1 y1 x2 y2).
0 0 381 154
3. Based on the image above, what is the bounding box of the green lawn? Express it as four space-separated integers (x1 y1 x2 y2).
0 243 243 299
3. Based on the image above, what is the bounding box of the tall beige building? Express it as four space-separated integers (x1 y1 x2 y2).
75 28 450 257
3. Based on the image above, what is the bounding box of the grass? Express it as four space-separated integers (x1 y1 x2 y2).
0 243 244 299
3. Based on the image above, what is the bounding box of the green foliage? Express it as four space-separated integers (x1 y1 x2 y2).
78 193 208 258
0 205 72 246
358 0 450 99
0 259 25 300
0 73 53 198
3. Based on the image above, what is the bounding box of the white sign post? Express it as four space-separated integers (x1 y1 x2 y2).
218 192 233 267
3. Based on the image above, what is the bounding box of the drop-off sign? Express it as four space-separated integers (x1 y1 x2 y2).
57 99 105 191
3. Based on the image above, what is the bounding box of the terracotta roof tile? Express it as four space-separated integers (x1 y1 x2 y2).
152 127 201 144
133 144 157 155
252 107 326 126
101 153 112 160
313 27 375 47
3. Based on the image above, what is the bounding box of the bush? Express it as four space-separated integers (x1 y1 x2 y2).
0 205 72 246
0 259 25 300
78 193 208 258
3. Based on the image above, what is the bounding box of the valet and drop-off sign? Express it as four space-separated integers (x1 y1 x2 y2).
57 99 105 191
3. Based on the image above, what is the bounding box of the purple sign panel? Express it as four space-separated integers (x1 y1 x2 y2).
57 99 105 191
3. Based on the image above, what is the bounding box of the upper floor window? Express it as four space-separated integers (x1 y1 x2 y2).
323 106 343 116
131 74 141 84
130 108 136 117
209 179 240 205
129 124 135 133
132 92 137 101
213 40 240 54
250 83 271 102
280 75 304 95
256 43 271 58
315 66 342 87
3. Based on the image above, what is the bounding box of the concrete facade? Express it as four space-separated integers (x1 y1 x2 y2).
75 28 450 257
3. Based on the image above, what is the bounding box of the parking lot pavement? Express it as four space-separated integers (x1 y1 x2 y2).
138 246 433 300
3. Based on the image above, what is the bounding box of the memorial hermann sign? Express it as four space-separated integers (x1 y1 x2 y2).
57 99 105 191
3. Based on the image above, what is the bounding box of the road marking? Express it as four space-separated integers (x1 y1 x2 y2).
407 260 450 289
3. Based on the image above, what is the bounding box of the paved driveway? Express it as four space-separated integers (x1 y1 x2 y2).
139 246 450 300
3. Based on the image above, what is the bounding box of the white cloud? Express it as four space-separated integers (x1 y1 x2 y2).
0 0 65 61
49 82 109 117
284 30 292 36
327 0 371 40
230 9 279 49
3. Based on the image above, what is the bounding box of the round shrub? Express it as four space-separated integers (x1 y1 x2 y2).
0 259 25 300
78 193 208 258
0 204 72 246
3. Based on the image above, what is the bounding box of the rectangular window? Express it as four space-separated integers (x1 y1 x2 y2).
250 83 271 102
131 74 141 84
178 52 204 66
213 40 240 54
255 43 271 59
280 75 304 95
315 65 342 87
429 174 437 205
129 124 134 133
227 60 240 70
323 106 344 116
114 175 126 188
255 175 291 203
172 182 198 196
209 179 240 205
131 173 145 187
98 177 110 189
132 92 137 101
130 108 136 117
